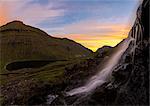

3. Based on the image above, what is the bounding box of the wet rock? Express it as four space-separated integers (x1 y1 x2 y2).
98 0 149 105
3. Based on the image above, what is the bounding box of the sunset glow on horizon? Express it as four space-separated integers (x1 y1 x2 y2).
0 0 140 51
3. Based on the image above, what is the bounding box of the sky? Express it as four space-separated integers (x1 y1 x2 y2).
0 0 141 51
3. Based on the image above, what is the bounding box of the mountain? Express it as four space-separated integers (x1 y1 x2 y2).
0 21 93 72
95 46 113 58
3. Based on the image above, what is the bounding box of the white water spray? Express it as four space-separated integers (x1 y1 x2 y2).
67 37 133 96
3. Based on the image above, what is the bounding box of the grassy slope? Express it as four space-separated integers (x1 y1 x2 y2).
0 58 88 104
0 59 87 84
0 21 93 72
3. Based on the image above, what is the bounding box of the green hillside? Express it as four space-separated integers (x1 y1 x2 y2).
0 21 93 72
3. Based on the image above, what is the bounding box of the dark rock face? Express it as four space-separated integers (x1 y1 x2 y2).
64 59 99 90
113 0 149 105
64 47 113 91
91 0 149 105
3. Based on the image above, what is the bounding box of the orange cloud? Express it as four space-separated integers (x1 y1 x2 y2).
0 0 64 26
54 23 130 52
75 36 127 52
0 3 9 26
55 33 128 52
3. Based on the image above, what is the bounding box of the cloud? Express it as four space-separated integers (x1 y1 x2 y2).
0 0 29 25
54 32 127 52
66 20 129 35
0 3 9 26
14 4 64 25
55 33 128 52
0 0 64 26
76 39 124 52
51 20 130 51
51 19 130 37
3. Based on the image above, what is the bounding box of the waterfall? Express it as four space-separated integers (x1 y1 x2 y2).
66 37 133 96
131 16 144 63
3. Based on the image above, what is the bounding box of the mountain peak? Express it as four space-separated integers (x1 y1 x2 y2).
4 20 24 26
6 20 25 26
9 20 24 24
0 20 26 30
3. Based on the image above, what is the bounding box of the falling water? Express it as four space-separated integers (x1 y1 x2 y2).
130 15 144 63
67 37 133 96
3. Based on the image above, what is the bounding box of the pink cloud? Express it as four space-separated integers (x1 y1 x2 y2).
0 0 64 26
51 20 130 38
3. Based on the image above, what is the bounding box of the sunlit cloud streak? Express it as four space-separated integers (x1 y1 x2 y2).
0 0 64 26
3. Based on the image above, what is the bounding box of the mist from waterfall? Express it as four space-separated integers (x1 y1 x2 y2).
67 37 133 96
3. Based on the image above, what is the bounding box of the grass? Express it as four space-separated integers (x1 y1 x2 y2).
0 58 88 85
0 21 93 71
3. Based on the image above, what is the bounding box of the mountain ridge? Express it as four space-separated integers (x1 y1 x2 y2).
0 21 93 72
0 20 93 52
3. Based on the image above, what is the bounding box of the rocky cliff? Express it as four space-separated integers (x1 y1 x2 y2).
111 0 149 105
87 0 149 105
